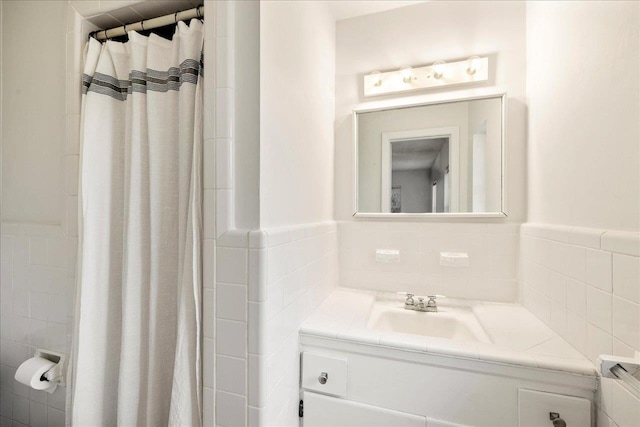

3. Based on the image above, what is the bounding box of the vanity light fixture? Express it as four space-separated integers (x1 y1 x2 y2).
400 66 413 83
363 55 489 97
432 60 446 79
369 70 382 86
466 56 481 75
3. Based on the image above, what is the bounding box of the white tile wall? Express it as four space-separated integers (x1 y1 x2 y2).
202 0 215 424
598 376 640 427
201 0 238 425
249 222 338 426
521 223 640 361
0 224 73 427
520 223 640 427
339 222 520 302
213 231 248 427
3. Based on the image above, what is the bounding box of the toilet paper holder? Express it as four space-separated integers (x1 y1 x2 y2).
15 349 66 392
37 349 65 384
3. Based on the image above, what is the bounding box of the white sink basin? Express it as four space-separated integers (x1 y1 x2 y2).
366 301 492 343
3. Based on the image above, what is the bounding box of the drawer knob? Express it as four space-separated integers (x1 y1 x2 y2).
318 372 328 385
549 412 566 427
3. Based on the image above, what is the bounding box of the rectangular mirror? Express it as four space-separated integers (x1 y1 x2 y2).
354 93 506 217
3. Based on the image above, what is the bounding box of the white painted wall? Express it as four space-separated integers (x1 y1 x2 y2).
391 169 431 213
1 1 66 224
234 0 260 231
526 1 639 232
260 1 335 228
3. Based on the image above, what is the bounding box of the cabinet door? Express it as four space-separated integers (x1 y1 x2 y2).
302 391 426 427
518 389 591 427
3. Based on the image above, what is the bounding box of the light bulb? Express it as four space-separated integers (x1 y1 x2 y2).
466 56 481 75
400 66 413 83
432 60 446 79
369 70 382 87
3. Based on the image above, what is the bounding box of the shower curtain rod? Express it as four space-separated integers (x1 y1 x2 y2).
90 5 204 41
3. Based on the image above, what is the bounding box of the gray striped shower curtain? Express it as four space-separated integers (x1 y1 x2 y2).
68 19 203 427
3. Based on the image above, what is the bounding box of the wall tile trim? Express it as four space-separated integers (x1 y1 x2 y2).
522 223 640 256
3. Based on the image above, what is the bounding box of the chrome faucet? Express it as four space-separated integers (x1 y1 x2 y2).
402 294 439 312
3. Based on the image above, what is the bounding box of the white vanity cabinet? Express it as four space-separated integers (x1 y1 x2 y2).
299 341 596 427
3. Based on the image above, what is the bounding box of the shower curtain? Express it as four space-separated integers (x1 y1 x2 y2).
68 20 203 426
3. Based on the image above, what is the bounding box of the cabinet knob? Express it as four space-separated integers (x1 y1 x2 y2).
318 372 328 384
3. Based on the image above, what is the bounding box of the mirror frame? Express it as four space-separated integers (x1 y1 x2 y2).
352 91 508 218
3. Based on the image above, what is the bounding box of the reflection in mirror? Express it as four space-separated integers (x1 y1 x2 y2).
389 138 450 213
356 95 504 216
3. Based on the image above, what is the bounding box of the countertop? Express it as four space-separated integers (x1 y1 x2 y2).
299 288 597 377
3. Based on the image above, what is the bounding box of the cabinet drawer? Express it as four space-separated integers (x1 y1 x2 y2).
518 389 591 427
302 352 347 397
302 391 426 427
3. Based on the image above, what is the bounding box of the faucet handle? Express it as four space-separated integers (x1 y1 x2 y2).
425 296 438 312
400 292 415 309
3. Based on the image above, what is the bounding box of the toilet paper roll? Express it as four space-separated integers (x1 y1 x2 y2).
15 356 57 391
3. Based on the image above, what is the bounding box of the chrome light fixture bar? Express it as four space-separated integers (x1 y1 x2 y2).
364 56 489 97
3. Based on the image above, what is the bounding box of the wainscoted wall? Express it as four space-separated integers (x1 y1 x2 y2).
201 0 237 425
206 0 263 425
0 224 72 426
259 222 338 426
333 0 527 310
208 222 338 427
339 222 519 302
0 2 84 425
2 1 222 426
520 223 640 427
524 3 639 426
256 3 337 422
